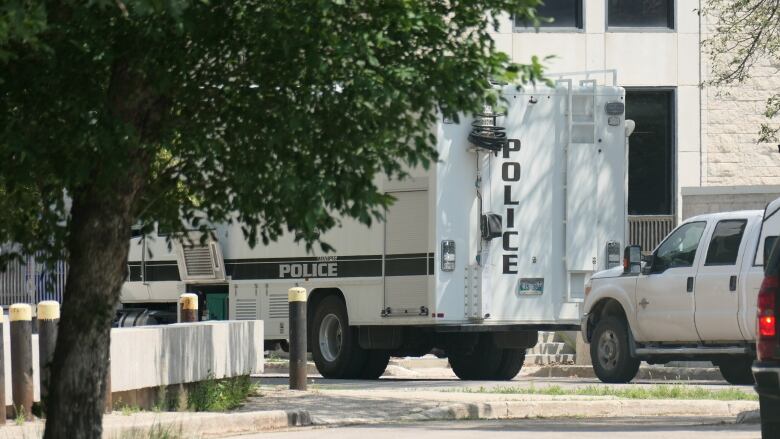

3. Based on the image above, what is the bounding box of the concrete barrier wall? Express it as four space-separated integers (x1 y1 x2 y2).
2 320 264 406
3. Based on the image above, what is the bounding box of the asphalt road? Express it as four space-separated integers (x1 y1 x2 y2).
224 417 760 439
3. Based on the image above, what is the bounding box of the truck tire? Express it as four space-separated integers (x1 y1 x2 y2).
492 349 526 380
590 317 640 383
360 350 390 380
449 333 503 380
717 357 755 385
760 395 780 438
311 295 367 379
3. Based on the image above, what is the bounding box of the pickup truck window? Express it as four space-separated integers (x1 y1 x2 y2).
765 236 778 264
704 219 747 266
653 221 706 272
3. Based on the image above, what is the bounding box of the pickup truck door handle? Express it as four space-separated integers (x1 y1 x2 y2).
729 275 737 292
686 277 694 292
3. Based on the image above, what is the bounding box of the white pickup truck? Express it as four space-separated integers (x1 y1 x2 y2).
582 203 780 384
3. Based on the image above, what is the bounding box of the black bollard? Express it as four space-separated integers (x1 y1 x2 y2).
10 304 32 421
288 287 307 391
37 300 59 414
179 293 198 323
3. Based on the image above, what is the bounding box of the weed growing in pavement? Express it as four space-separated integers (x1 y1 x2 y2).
188 374 255 411
115 423 183 439
119 403 142 416
14 406 26 426
444 384 758 401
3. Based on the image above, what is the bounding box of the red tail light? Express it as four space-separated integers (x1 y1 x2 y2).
757 275 778 360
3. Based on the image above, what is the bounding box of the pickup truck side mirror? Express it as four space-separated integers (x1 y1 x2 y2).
623 245 642 274
641 254 654 275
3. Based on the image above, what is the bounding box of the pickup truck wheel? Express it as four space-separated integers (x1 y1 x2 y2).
590 317 640 383
717 357 755 385
760 395 780 438
312 295 367 379
449 333 502 380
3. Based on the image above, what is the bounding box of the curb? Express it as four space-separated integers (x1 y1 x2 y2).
101 409 312 438
528 365 725 381
401 399 758 423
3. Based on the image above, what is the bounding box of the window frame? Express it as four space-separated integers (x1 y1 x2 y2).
513 0 586 33
606 0 676 32
703 219 748 267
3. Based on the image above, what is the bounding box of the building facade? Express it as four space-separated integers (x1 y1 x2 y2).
490 0 780 249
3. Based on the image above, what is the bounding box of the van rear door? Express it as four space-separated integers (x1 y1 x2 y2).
741 198 780 339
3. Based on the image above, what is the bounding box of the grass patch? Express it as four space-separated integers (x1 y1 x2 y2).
446 384 758 401
115 423 182 439
188 374 255 411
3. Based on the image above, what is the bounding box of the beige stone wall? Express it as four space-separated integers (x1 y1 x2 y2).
681 186 780 219
701 14 780 187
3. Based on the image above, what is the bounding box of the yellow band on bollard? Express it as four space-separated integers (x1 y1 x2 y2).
9 303 32 322
288 287 307 302
180 293 199 310
37 301 60 321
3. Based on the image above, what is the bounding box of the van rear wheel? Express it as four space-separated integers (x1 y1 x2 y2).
311 295 366 379
448 333 503 380
717 357 754 385
590 316 640 383
360 350 390 380
492 349 525 380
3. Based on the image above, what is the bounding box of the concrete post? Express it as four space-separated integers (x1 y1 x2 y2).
288 287 307 391
10 304 33 420
179 293 198 323
575 331 592 366
37 301 59 413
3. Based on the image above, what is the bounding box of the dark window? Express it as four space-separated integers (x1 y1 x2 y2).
705 220 747 265
764 236 778 265
626 90 674 215
608 0 674 28
515 0 583 29
653 221 706 271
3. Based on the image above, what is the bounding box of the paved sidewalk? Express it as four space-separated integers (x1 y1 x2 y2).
0 384 758 438
242 385 757 426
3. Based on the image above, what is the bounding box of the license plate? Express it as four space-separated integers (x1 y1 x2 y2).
517 278 544 296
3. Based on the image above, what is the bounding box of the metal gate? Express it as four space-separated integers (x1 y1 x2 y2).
0 254 67 306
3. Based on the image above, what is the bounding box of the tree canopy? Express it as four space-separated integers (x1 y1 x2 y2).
1 0 546 259
703 0 780 142
0 1 546 437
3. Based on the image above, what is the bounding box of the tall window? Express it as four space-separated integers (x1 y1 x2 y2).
515 0 583 30
608 0 674 29
626 90 674 215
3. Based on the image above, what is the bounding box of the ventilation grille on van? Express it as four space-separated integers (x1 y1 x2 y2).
268 293 289 319
183 245 214 277
235 298 257 320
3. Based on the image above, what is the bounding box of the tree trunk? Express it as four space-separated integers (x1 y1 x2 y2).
40 56 163 438
42 183 141 439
